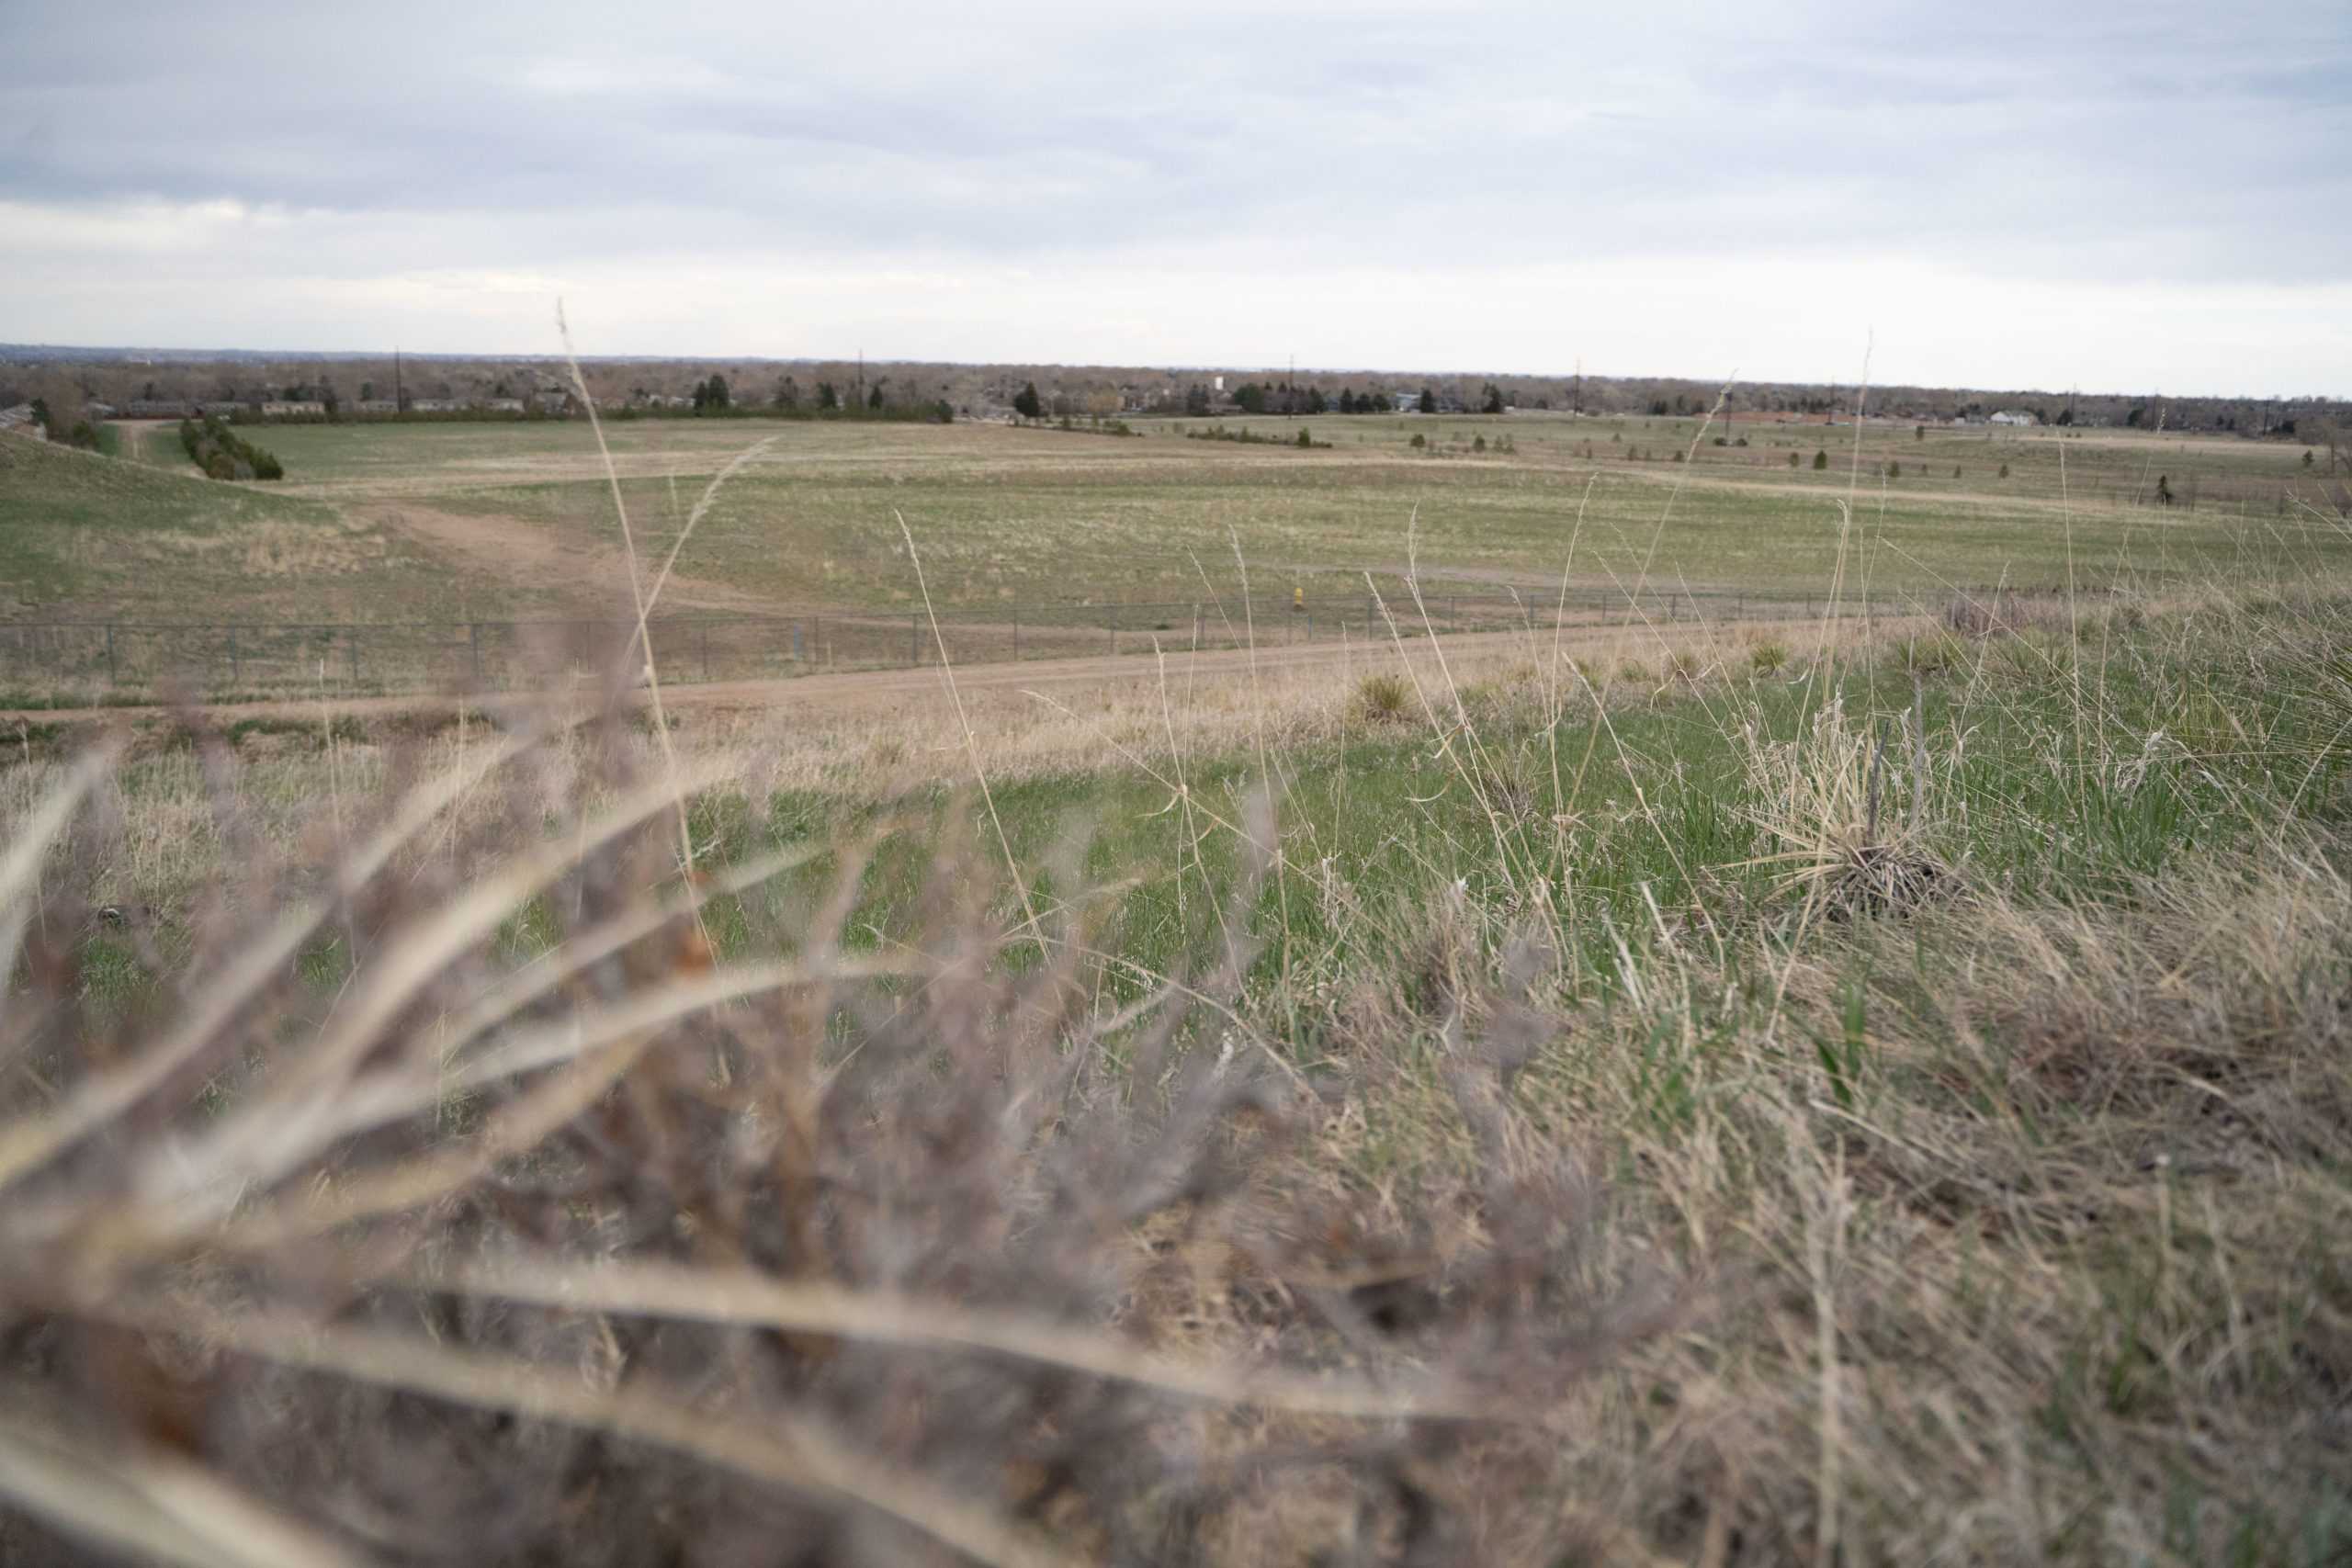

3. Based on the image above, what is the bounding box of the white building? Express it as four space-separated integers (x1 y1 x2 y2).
1989 411 2037 427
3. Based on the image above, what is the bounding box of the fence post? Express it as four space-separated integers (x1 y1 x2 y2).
105 624 118 685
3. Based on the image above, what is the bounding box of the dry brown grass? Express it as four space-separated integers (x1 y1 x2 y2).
2 583 2348 1565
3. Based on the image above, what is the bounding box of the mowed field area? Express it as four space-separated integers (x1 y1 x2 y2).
6 409 2341 635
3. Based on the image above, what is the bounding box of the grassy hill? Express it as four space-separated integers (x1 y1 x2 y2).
0 431 453 621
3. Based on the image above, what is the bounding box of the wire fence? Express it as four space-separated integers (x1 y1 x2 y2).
0 585 1953 704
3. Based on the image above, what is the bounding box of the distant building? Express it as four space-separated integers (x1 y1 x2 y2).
481 398 526 413
408 399 461 412
1989 411 2037 427
125 400 195 418
261 400 326 418
0 403 46 440
532 390 571 414
84 401 116 421
355 400 401 414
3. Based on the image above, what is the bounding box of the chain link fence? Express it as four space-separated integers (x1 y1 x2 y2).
0 585 1941 704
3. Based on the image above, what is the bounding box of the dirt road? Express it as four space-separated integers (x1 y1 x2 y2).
0 612 1876 733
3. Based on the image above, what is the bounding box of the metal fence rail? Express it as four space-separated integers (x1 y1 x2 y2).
0 585 1951 703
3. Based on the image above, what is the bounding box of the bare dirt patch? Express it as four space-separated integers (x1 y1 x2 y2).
356 502 773 615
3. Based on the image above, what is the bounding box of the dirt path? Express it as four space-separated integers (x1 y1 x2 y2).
350 501 775 615
0 612 1890 732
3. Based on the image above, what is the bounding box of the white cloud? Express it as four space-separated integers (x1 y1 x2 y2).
1 0 2346 391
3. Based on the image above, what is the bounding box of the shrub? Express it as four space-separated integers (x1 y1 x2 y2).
1749 638 1790 674
1351 670 1414 724
179 413 284 480
1813 449 1829 470
1409 433 1427 449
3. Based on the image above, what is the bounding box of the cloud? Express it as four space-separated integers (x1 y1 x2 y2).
1 0 2346 391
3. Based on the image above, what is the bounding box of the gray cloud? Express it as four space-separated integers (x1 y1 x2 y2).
2 0 2346 389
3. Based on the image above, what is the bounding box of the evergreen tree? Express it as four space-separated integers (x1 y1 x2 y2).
1013 382 1043 420
817 382 840 411
1482 383 1504 415
867 384 885 411
1812 449 1828 470
1418 387 1437 415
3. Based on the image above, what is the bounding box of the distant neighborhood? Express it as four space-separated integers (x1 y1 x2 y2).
2 349 2342 446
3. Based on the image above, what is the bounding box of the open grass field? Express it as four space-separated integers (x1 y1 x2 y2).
5 400 2352 1565
7 410 2341 633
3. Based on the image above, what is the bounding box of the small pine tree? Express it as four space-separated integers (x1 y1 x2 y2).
1012 382 1042 421
2155 474 2173 506
1482 383 1504 415
1812 449 1828 470
1472 434 1487 452
1788 450 1800 468
2304 450 2316 468
1998 462 2009 478
867 385 884 411
1418 387 1437 415
1296 427 1311 448
817 382 839 411
1887 460 1901 479
1409 433 1427 449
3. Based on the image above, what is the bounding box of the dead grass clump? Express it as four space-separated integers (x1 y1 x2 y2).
1349 670 1414 725
1741 694 1949 919
0 716 1684 1567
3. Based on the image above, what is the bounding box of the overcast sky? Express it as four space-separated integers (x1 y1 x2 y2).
3 1 2346 394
